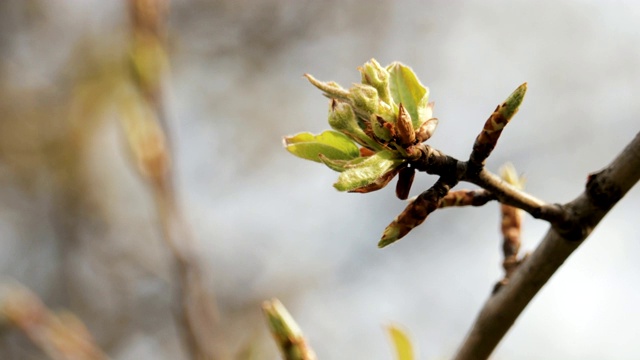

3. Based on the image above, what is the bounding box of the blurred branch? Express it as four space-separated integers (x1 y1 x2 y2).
0 282 108 360
492 164 526 293
122 0 223 359
454 131 640 360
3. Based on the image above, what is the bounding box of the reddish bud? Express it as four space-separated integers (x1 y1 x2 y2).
396 103 416 146
395 166 415 200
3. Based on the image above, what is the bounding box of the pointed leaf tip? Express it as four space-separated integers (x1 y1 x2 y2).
304 73 350 99
378 223 402 248
387 62 428 128
502 83 528 119
284 130 360 163
333 150 403 192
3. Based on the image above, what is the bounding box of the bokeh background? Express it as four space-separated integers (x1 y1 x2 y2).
1 0 639 359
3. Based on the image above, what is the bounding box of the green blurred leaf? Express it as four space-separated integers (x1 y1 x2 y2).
387 63 429 128
262 299 317 360
386 324 415 360
334 150 403 191
284 130 360 163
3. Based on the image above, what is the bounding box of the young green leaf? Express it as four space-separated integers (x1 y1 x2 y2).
349 166 401 193
328 100 382 151
284 130 360 163
386 324 415 360
387 62 429 129
304 74 350 100
334 150 404 191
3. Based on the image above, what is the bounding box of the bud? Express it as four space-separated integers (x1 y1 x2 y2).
415 118 438 142
359 58 392 104
499 163 524 279
374 101 396 124
262 298 317 360
372 115 393 142
470 83 527 166
304 73 349 100
349 84 379 116
328 100 380 150
396 103 416 146
499 162 525 189
328 100 362 134
395 166 415 200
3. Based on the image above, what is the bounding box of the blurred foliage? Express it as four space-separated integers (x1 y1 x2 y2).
386 324 415 360
0 0 394 359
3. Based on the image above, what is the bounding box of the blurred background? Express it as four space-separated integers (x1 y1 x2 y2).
1 0 639 359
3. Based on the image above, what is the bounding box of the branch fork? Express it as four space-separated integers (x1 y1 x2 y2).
380 83 573 247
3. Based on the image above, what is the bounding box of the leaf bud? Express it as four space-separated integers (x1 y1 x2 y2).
396 103 416 146
349 84 379 116
371 115 393 142
359 58 392 104
328 100 380 150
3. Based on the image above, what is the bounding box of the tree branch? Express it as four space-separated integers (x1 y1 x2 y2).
410 143 569 225
465 168 568 224
453 131 640 360
438 189 496 208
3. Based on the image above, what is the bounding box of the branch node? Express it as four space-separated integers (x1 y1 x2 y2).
586 169 623 210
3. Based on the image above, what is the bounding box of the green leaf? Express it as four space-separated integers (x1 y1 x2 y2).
386 324 415 360
284 130 360 163
387 63 429 129
319 154 368 172
318 155 349 172
334 150 404 191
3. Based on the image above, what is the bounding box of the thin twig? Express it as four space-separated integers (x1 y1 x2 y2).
413 143 567 222
453 131 640 360
382 142 568 245
466 168 568 224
